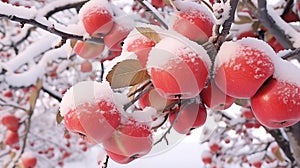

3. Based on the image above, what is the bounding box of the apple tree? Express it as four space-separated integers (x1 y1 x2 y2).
0 0 300 167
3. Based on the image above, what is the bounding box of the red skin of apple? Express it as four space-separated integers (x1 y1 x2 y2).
80 60 93 73
172 5 214 44
209 143 221 153
200 81 235 110
151 0 165 8
250 78 300 128
21 153 37 168
215 46 274 98
125 36 156 67
237 31 257 40
64 100 121 143
81 5 114 36
1 114 20 131
74 41 105 59
104 24 131 51
169 101 207 134
100 50 121 63
150 54 209 99
4 130 19 146
268 37 284 53
139 88 172 111
242 109 255 120
103 120 153 164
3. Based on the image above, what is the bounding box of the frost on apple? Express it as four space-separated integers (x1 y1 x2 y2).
1 0 300 167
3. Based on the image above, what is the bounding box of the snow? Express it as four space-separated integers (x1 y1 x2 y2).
212 1 231 25
59 81 115 116
128 107 157 126
272 57 300 87
0 1 37 19
147 31 211 69
214 37 276 69
246 151 266 163
78 0 113 21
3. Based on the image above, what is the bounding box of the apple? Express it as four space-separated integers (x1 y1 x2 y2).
1 114 20 131
171 1 215 44
4 130 19 146
3 90 13 97
147 35 211 99
209 143 221 153
201 150 212 164
267 37 284 53
80 60 93 73
60 81 122 143
104 23 131 51
79 0 114 36
237 31 257 40
139 88 172 112
103 119 153 164
123 35 156 67
241 107 255 120
169 100 207 134
214 37 275 98
251 78 300 128
100 50 121 63
200 80 235 110
74 41 105 59
151 0 165 8
21 152 37 168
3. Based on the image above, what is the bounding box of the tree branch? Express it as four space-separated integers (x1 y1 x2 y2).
281 47 300 60
0 14 103 44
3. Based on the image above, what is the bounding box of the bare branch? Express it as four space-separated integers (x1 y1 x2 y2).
281 48 300 60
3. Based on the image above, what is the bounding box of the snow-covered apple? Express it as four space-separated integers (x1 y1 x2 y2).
103 119 153 164
151 0 165 8
60 81 122 143
21 152 37 168
251 59 300 128
79 0 114 36
80 60 93 73
147 34 211 99
74 41 105 59
214 37 275 98
1 114 20 131
169 100 207 134
200 80 235 110
4 130 19 146
170 1 215 44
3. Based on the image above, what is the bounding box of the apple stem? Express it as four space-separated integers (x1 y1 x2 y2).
154 98 194 146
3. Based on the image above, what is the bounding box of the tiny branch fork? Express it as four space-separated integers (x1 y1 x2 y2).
281 47 300 61
0 13 103 44
13 79 43 168
212 0 239 50
265 127 299 167
154 98 192 146
245 0 294 49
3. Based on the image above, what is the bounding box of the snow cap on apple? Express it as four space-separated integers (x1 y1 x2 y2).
147 31 211 99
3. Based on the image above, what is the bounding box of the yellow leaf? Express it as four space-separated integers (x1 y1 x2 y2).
136 27 161 43
274 147 285 162
106 59 150 89
28 79 43 114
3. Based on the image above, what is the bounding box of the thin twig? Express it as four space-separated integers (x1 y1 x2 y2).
281 48 300 60
102 155 109 168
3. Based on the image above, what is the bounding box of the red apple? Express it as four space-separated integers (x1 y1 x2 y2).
123 34 156 67
147 36 211 99
60 81 122 143
251 78 300 128
241 108 255 120
139 88 172 112
169 100 207 134
151 0 165 8
209 143 221 153
4 130 19 146
74 41 105 59
3 90 13 97
21 152 37 168
100 50 121 63
267 37 284 53
1 114 20 131
237 31 257 40
201 150 212 164
214 37 275 98
171 1 215 44
80 60 93 73
103 119 153 164
200 80 235 110
104 23 131 51
79 0 114 36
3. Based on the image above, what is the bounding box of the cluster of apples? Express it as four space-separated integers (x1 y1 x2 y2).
59 81 153 164
73 0 134 73
1 114 20 147
214 37 300 129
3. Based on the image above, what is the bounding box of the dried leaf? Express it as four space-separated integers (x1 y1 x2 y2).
56 109 64 124
28 79 43 114
235 16 253 25
70 39 77 48
273 147 285 162
106 59 150 89
234 99 249 107
136 27 161 43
